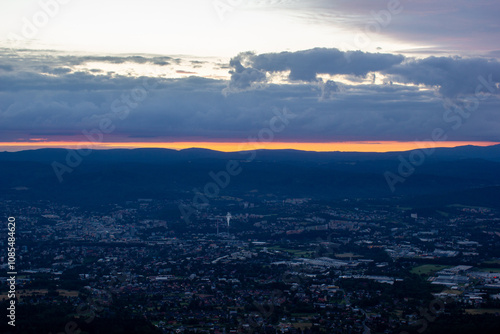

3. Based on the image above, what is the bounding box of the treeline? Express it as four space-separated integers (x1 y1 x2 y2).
0 301 161 334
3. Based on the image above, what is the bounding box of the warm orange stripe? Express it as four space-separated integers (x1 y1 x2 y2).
0 141 499 153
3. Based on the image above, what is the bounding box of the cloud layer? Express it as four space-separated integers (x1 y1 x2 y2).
291 0 500 54
230 48 404 83
226 48 500 98
1 48 500 145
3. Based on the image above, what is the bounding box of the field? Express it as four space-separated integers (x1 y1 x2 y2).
292 323 313 330
410 264 451 275
0 289 79 301
465 309 500 315
335 253 363 258
264 246 313 257
477 268 500 273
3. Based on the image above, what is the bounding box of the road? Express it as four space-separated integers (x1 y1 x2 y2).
339 288 371 334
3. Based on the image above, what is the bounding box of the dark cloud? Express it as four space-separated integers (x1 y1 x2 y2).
1 48 500 144
1 69 499 143
0 70 152 92
227 48 500 98
228 48 404 86
39 66 72 75
225 55 267 92
385 56 500 97
58 55 173 66
318 80 340 101
0 64 13 71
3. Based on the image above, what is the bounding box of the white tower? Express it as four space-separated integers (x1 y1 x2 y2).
226 212 232 233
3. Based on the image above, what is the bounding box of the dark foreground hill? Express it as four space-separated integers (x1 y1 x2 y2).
0 145 499 208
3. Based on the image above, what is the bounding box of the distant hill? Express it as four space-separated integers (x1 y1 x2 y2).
1 144 500 162
0 145 499 208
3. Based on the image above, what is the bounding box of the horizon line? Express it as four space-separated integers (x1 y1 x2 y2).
0 141 499 153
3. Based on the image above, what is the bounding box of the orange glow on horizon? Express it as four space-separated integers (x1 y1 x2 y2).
0 141 499 153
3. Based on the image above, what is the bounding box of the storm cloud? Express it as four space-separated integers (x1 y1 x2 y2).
1 48 500 145
226 48 500 98
386 56 500 97
227 48 404 88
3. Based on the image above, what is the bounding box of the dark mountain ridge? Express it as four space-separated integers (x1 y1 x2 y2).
1 144 500 163
1 145 499 208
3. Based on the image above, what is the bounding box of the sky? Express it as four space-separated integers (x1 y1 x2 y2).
0 0 500 152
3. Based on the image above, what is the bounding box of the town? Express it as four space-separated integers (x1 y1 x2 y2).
1 196 500 333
